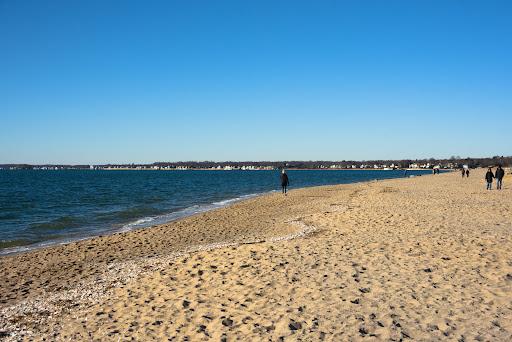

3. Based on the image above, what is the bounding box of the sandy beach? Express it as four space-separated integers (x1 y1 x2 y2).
1 169 511 341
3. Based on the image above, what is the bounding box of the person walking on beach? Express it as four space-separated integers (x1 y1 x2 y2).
461 169 465 178
280 169 289 195
495 165 505 190
485 168 494 190
466 169 470 178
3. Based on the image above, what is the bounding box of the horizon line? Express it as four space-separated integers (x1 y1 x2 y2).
1 155 510 166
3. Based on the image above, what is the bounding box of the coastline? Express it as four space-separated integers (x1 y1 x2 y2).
2 167 455 171
0 191 270 257
1 169 511 340
55 168 456 171
0 169 435 257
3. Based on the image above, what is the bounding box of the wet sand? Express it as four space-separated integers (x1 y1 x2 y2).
1 169 511 341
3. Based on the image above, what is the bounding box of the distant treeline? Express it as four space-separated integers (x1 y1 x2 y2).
155 156 511 169
1 155 511 170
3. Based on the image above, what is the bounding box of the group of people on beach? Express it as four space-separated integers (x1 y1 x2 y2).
462 166 505 190
485 166 505 190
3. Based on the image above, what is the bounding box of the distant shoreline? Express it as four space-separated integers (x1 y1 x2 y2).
1 168 456 171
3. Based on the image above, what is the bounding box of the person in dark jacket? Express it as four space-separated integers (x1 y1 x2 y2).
485 168 494 190
466 169 470 177
495 165 505 190
461 169 465 178
280 169 289 195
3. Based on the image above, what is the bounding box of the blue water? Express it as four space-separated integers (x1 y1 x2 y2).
0 169 434 254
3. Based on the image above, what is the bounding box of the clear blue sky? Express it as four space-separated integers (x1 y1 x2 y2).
1 0 511 164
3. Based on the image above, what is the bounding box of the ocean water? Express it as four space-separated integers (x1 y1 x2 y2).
0 169 434 254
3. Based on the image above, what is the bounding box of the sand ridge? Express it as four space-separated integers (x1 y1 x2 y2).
1 169 512 341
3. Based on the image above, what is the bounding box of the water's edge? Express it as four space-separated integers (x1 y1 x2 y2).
0 191 274 256
0 171 437 256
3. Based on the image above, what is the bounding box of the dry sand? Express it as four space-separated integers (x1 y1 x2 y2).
1 169 511 341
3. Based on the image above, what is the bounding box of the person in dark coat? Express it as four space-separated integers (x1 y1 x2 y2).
466 169 470 177
495 165 505 190
280 169 289 194
461 169 465 178
485 168 494 190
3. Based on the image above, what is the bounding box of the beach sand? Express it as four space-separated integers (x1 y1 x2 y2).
1 169 511 341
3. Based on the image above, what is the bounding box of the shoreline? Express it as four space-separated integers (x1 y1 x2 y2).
2 169 511 340
0 191 271 257
0 170 437 257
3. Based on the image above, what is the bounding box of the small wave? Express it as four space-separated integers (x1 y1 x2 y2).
119 192 264 232
95 206 164 222
212 193 257 206
119 216 156 231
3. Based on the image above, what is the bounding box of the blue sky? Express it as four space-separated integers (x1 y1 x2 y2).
1 0 511 164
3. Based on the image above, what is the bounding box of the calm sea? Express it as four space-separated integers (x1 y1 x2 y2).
0 169 434 254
